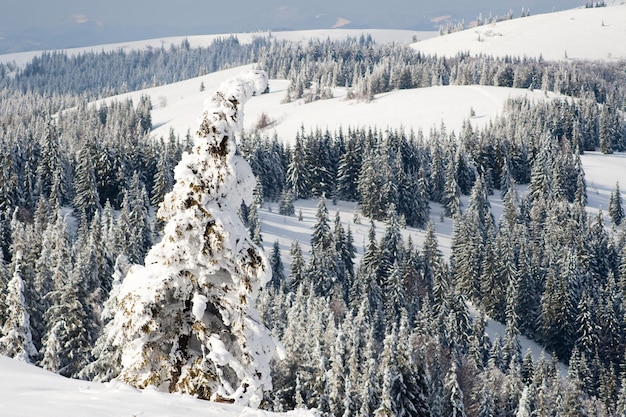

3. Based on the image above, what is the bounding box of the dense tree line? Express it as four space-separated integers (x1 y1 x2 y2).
256 36 626 108
1 34 626 415
240 93 625 227
0 90 190 376
0 36 262 98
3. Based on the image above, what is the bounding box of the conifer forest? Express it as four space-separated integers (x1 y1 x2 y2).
2 33 626 416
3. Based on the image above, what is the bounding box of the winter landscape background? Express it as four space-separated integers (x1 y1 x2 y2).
1 0 585 53
2 2 626 416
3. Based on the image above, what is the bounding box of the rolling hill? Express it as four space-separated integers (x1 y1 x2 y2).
410 3 626 61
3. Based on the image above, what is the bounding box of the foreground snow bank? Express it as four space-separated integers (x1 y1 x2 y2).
0 355 315 417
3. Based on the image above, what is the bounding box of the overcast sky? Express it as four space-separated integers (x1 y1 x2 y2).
0 1 586 52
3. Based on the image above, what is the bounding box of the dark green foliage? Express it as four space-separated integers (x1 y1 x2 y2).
73 140 101 222
268 240 286 291
278 188 295 216
609 182 625 226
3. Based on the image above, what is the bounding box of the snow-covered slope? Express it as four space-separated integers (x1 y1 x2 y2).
0 355 313 417
411 4 626 61
98 63 562 147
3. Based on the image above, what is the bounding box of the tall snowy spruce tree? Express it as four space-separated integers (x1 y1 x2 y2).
103 70 274 407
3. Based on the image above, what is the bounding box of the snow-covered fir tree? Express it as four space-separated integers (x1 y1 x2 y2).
0 251 38 363
101 70 274 407
609 181 624 225
268 240 286 291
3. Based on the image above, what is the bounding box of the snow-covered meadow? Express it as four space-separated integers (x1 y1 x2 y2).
411 3 626 61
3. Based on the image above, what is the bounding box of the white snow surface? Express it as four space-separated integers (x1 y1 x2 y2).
0 355 314 417
411 3 626 61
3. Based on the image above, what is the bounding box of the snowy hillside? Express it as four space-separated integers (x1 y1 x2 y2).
98 64 563 147
90 60 624 263
411 3 626 61
0 355 313 417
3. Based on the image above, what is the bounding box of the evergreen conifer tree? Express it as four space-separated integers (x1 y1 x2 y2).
116 172 152 264
336 134 362 201
445 359 467 417
515 386 532 417
289 240 306 292
0 251 37 363
79 255 130 382
287 134 311 199
248 202 263 245
443 159 462 217
73 140 101 221
609 181 624 226
278 188 295 216
40 267 97 377
429 142 446 203
102 71 274 407
309 196 337 297
151 147 174 207
268 240 285 291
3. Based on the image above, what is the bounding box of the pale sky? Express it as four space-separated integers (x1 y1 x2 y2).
0 1 586 52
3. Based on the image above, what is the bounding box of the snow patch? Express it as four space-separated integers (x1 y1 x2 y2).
192 292 209 321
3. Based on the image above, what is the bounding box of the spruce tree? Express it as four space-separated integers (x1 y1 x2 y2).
609 181 624 226
358 148 386 220
79 255 129 382
0 150 17 215
328 329 347 417
248 202 263 245
443 159 462 217
116 172 152 264
309 196 337 297
278 188 295 216
287 133 310 199
599 104 614 154
102 71 274 406
289 240 306 292
445 359 467 417
0 251 37 363
336 134 362 201
268 240 285 291
150 147 174 207
40 210 96 377
40 266 97 378
73 140 101 222
427 141 446 204
515 386 533 417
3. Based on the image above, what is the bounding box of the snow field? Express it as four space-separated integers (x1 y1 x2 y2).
411 3 626 61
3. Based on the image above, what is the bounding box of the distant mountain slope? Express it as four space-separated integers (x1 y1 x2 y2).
0 1 582 54
0 29 433 68
411 4 626 61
